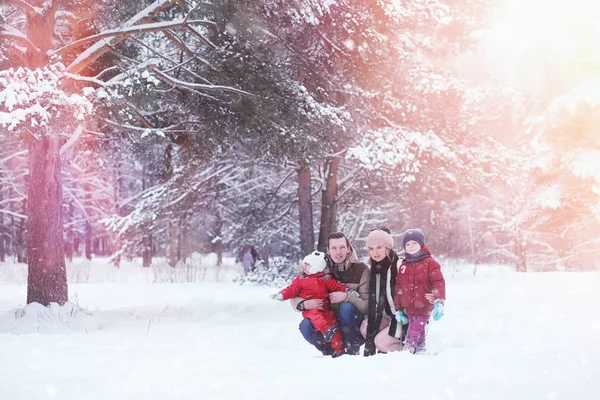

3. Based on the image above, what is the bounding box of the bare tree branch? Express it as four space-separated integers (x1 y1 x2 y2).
53 0 181 74
0 24 43 57
3 0 42 15
162 29 215 69
186 26 217 50
150 66 254 96
54 18 215 60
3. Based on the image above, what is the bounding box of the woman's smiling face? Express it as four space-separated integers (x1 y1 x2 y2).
368 245 388 262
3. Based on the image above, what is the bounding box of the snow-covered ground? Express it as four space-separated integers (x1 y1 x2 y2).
0 258 599 400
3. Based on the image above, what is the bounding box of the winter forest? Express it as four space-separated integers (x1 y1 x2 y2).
1 0 599 399
2 0 599 302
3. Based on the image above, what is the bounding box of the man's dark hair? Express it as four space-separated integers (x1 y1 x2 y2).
326 232 351 249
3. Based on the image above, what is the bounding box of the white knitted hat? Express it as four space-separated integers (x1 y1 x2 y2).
302 251 327 274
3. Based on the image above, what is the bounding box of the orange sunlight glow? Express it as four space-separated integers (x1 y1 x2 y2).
483 0 600 92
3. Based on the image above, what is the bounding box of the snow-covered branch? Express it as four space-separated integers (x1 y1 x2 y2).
149 67 254 96
55 18 215 60
64 73 107 87
60 124 85 156
57 0 186 74
0 208 27 219
3 0 42 16
186 26 217 49
55 11 78 23
163 165 236 209
0 25 43 57
0 150 27 164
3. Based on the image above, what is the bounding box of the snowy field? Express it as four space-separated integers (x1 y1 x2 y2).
0 257 599 400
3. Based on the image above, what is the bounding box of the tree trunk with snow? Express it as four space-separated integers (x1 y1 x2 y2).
26 136 68 306
169 219 178 267
84 220 92 260
0 186 4 263
317 155 340 252
142 234 153 268
141 166 153 267
16 200 27 263
214 216 223 267
298 165 314 255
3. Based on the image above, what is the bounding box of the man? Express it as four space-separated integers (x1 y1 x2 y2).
290 232 369 355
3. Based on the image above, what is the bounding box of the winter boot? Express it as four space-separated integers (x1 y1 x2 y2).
322 326 339 343
404 343 417 354
331 349 345 358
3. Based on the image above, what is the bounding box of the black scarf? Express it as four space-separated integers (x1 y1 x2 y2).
404 248 430 263
364 251 399 357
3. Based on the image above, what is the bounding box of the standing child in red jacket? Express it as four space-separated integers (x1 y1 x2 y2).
393 229 446 353
271 251 357 357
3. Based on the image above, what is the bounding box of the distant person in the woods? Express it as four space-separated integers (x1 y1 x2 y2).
271 251 359 357
241 247 257 274
289 232 370 356
394 229 445 354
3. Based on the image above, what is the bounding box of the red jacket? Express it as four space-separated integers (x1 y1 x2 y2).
394 246 445 316
280 272 348 302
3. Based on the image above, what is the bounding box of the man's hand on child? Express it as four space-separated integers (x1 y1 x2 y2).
396 310 408 325
303 299 324 310
329 291 348 303
432 299 445 321
270 293 284 301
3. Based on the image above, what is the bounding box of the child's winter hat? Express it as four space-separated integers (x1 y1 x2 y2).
366 228 394 250
401 229 425 249
302 251 327 274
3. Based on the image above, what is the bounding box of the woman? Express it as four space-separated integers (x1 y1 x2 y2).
360 227 434 356
360 227 404 356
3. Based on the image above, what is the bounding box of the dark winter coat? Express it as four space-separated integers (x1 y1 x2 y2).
364 251 402 357
394 246 445 316
280 272 348 303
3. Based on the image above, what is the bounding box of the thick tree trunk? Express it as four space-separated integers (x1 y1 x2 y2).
141 166 153 267
73 237 80 255
317 156 340 252
27 137 68 306
112 161 122 268
514 232 527 272
142 234 152 267
214 215 223 266
177 215 184 262
214 221 223 267
64 201 74 262
0 186 4 263
0 232 4 263
84 183 92 260
17 199 28 263
260 248 269 268
84 220 92 260
212 183 223 266
298 165 315 255
169 219 178 267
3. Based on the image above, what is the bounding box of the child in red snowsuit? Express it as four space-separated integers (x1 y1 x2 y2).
271 251 357 357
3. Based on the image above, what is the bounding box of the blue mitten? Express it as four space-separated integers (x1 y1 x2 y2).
396 310 408 325
432 300 444 321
